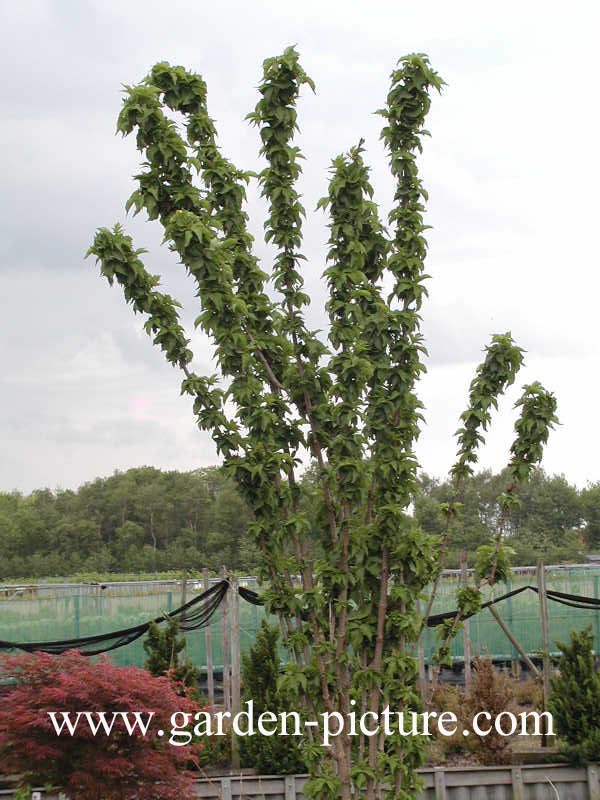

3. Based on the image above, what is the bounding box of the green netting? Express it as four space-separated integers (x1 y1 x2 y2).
0 579 271 669
421 566 600 663
1 568 600 668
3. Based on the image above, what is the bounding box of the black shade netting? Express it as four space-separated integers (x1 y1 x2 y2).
0 580 229 657
240 583 600 626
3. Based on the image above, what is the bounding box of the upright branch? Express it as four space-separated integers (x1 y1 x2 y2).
248 47 331 428
421 332 525 630
247 48 312 332
431 381 558 671
318 143 390 780
90 60 309 640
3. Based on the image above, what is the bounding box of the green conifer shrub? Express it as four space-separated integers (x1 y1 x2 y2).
240 621 306 774
143 618 200 693
550 627 600 763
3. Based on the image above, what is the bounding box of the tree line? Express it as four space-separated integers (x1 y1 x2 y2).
0 467 259 578
415 468 600 567
0 465 598 580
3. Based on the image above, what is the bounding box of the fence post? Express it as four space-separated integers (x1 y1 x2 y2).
203 568 215 709
461 552 471 691
588 764 600 800
230 575 241 770
180 571 187 608
416 599 426 701
220 776 232 800
511 766 525 800
433 767 447 800
285 775 296 800
221 566 230 713
537 559 551 747
180 571 188 656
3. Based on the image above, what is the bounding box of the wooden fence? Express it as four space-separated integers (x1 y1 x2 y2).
193 764 600 800
2 764 600 799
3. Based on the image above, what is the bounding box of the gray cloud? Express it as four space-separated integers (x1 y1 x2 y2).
1 0 599 491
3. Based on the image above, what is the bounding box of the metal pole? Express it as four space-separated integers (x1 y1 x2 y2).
74 593 80 639
220 566 230 712
461 552 471 691
230 575 241 770
487 604 540 678
203 568 215 709
537 560 551 747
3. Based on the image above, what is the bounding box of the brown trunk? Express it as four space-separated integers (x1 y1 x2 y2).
365 547 389 800
149 510 157 550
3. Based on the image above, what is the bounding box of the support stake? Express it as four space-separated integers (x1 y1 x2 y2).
487 604 540 678
537 559 551 747
203 568 215 709
230 575 241 770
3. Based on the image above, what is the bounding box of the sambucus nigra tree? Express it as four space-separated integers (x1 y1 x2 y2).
89 47 556 799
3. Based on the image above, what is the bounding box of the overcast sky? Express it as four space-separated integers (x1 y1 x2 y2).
1 0 599 493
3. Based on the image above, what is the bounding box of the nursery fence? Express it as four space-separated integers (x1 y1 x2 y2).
421 563 600 667
0 572 263 672
2 564 600 677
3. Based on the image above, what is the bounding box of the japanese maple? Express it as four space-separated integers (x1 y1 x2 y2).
0 649 199 800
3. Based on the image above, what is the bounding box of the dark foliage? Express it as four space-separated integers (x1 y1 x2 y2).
0 465 591 580
549 627 600 763
240 621 307 774
143 618 201 693
0 466 259 578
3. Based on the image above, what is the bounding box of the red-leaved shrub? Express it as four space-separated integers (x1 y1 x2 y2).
0 649 200 799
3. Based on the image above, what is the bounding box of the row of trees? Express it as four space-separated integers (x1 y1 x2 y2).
0 466 258 578
415 468 600 568
0 464 598 579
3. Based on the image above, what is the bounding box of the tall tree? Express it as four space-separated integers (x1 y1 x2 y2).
88 48 556 800
511 470 581 546
580 482 600 548
414 468 582 567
